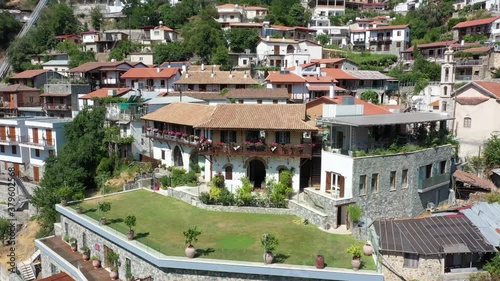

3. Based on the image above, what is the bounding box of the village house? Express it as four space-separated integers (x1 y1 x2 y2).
0 84 41 118
142 103 318 193
350 25 410 54
452 169 498 200
174 68 258 92
345 0 386 10
81 30 129 52
30 53 69 66
311 58 359 70
140 24 178 46
452 16 500 42
10 69 65 88
243 6 268 21
120 67 181 92
68 61 147 90
215 3 244 27
373 215 497 281
256 37 323 68
42 60 70 75
262 25 318 40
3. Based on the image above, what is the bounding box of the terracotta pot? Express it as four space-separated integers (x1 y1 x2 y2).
185 245 196 258
82 253 90 261
127 230 134 240
110 270 118 280
61 199 68 206
71 245 77 252
351 257 361 270
263 252 274 264
315 255 325 269
100 218 107 225
363 243 373 256
92 260 101 268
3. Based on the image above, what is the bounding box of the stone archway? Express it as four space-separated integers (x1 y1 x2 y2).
172 146 183 167
247 159 266 188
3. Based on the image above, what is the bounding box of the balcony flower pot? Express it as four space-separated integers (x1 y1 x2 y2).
183 226 201 258
315 255 325 269
363 243 373 256
263 252 274 264
347 245 362 271
81 246 90 261
110 267 119 280
70 243 77 252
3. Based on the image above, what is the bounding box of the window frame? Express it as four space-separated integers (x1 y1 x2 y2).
402 169 408 188
359 175 367 196
464 117 471 128
403 253 419 268
390 171 397 190
371 173 379 193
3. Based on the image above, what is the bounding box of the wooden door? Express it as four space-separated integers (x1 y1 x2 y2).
32 128 38 143
325 172 332 193
33 166 40 182
339 176 345 198
14 163 20 177
9 127 16 141
0 126 5 140
46 129 53 146
274 45 280 55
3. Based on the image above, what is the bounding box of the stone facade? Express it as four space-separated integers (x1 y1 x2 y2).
287 200 328 228
382 254 443 281
352 145 453 221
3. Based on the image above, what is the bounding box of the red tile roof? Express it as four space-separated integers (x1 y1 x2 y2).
311 58 346 64
306 96 391 115
265 71 305 83
368 24 409 31
307 85 346 91
69 61 130 72
453 170 497 191
0 84 39 92
121 67 180 79
11 69 48 79
453 16 500 29
79 88 132 99
474 81 500 98
154 25 175 31
429 100 440 107
38 272 75 281
82 30 99 34
461 46 493 53
304 76 338 83
321 68 359 80
401 40 458 53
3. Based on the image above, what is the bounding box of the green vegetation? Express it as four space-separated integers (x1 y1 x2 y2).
484 253 500 280
360 90 379 104
261 233 279 252
483 135 500 169
0 217 9 245
153 42 192 65
108 40 141 61
124 215 136 231
347 245 362 258
347 205 362 223
183 226 202 246
90 6 103 30
225 28 260 53
78 190 374 268
343 51 398 71
160 167 198 188
56 41 96 68
0 12 22 50
485 192 500 204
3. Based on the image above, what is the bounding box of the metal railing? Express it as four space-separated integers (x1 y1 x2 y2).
199 142 313 158
456 74 472 81
418 173 450 190
43 103 71 111
456 59 484 66
19 136 54 147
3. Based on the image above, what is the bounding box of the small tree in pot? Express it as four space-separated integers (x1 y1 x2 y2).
124 215 136 240
347 245 362 270
73 192 85 213
98 202 111 225
69 237 77 252
91 255 101 268
81 245 90 261
347 204 362 229
59 186 73 206
107 251 120 280
261 233 279 264
183 226 201 258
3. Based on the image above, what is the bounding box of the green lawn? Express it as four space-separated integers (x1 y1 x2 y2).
77 190 375 270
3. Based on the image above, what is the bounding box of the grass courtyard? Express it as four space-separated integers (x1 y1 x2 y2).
76 190 375 270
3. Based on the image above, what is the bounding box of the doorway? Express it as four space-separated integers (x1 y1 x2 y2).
337 205 348 228
247 159 266 188
172 146 183 167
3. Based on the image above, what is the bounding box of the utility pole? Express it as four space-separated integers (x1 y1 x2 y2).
477 146 481 177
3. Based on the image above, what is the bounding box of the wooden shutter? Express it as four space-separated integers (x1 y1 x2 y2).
14 163 20 177
46 129 53 146
9 127 15 141
225 166 233 180
325 172 332 192
32 128 38 143
339 176 345 198
0 126 5 140
33 166 40 182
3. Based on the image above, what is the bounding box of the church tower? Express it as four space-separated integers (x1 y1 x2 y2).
439 47 455 115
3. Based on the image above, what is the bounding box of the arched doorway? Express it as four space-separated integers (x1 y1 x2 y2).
189 150 199 172
172 146 183 167
286 45 295 54
247 159 266 188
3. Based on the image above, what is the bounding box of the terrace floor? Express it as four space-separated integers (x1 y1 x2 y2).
77 189 375 270
39 236 119 281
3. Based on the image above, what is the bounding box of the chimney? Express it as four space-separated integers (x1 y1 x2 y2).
244 71 248 78
159 21 163 27
329 84 335 99
181 65 187 73
316 66 321 76
211 73 215 78
201 63 205 71
157 67 160 73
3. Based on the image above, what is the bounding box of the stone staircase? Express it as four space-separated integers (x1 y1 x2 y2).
17 261 35 281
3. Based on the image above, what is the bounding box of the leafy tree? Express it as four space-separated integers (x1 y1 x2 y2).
360 90 379 104
0 217 9 245
90 7 103 30
0 12 22 50
225 28 260 53
37 3 80 36
484 253 500 280
483 135 500 169
315 34 330 46
211 45 232 71
108 40 140 61
287 3 311 27
56 41 96 68
153 42 192 64
448 17 466 30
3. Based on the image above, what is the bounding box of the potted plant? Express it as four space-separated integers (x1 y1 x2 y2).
255 141 265 151
107 251 120 280
363 242 373 256
316 254 325 269
347 245 362 270
347 204 362 229
91 255 101 268
81 245 90 261
73 192 85 213
124 215 136 240
261 233 279 264
69 237 77 252
59 186 73 206
63 234 70 243
183 226 202 258
98 202 111 225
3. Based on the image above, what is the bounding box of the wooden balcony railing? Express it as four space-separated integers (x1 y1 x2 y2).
199 142 313 158
145 131 200 147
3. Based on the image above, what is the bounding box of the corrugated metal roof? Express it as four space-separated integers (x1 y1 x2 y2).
461 202 500 247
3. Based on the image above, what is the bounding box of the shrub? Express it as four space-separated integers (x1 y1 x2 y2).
212 173 225 188
484 253 500 280
199 192 212 204
189 161 201 173
209 186 222 201
261 233 279 253
124 215 136 231
218 188 236 206
485 192 500 203
183 226 202 247
347 245 362 258
347 204 362 222
269 181 292 208
237 177 255 206
160 175 171 188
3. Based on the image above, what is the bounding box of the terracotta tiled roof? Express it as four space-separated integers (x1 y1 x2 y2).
154 25 175 31
265 71 305 83
474 81 500 98
453 16 500 29
368 24 409 31
79 88 132 100
453 170 497 191
321 68 359 80
121 67 180 79
456 96 490 105
311 58 345 64
195 104 317 131
304 76 338 84
306 96 391 115
401 40 457 53
38 272 74 281
226 88 290 99
69 61 130 72
307 85 346 91
245 6 268 10
0 84 39 92
259 37 298 43
166 91 225 100
142 102 216 126
11 69 48 79
270 25 293 31
216 3 239 8
229 22 263 28
461 46 493 53
82 30 99 34
429 100 440 107
175 71 258 85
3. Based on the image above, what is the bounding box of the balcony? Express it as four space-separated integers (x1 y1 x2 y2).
456 59 484 66
145 131 200 147
0 101 12 108
199 142 313 158
418 173 450 192
43 103 71 111
0 135 19 145
353 39 365 45
19 136 55 150
456 74 472 81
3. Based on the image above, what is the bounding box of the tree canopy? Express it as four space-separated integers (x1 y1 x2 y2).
0 12 22 50
153 41 192 65
225 28 260 53
360 90 379 104
483 135 500 169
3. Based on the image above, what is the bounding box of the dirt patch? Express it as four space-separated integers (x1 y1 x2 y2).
0 220 40 269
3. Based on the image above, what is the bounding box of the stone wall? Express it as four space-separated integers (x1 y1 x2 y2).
352 145 453 221
287 200 328 228
302 188 355 228
382 253 443 281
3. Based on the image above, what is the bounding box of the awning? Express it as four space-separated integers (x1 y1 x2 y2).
39 93 71 97
307 85 346 91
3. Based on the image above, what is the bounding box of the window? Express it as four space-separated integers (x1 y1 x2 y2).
154 31 159 36
440 160 446 174
139 57 143 62
257 100 262 104
497 23 500 29
464 117 471 128
238 100 244 104
50 263 59 274
161 150 165 160
125 258 131 274
474 70 479 75
230 15 234 19
275 132 290 144
273 100 278 104
35 149 40 157
326 172 344 197
359 175 367 195
221 130 237 143
371 173 379 193
397 31 401 36
403 253 419 268
225 165 233 180
402 169 408 188
0 146 4 153
396 42 401 48
11 146 16 155
242 59 247 65
390 171 396 190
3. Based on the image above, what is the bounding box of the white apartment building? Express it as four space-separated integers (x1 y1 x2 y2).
256 37 323 68
350 25 410 54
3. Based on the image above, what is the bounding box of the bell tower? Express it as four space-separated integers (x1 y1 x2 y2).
439 46 455 115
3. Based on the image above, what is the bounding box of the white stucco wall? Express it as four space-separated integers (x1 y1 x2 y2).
320 151 354 198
